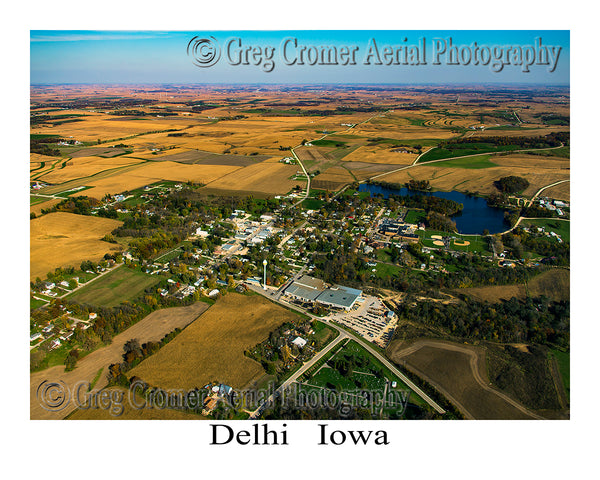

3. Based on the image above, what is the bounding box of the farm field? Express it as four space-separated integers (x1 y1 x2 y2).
78 161 242 199
37 156 144 184
380 161 570 197
455 268 570 303
65 266 163 307
30 198 61 216
127 293 305 390
31 113 192 142
341 145 418 165
387 339 537 419
203 159 301 195
30 301 209 419
540 181 571 201
30 212 122 281
312 166 356 190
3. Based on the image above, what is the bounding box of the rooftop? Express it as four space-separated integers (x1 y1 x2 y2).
285 283 322 302
316 285 362 309
295 275 325 290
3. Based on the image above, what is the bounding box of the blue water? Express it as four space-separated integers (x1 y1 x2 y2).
358 183 508 235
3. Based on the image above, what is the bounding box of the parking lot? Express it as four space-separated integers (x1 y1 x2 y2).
328 295 397 347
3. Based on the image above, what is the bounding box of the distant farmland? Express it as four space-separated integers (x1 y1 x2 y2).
30 212 122 281
65 266 163 307
128 293 305 390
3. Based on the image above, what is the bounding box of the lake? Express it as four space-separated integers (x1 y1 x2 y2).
358 183 508 235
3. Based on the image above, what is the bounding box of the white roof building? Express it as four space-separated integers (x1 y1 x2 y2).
292 337 307 348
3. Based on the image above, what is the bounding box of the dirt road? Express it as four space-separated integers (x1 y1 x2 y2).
388 339 544 420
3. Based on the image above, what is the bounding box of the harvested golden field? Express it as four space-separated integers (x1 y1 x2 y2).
37 156 144 184
31 114 194 142
128 293 304 390
541 182 570 201
31 152 60 166
80 161 241 199
31 302 209 419
126 132 233 154
381 162 570 196
30 212 122 280
312 166 355 190
122 116 317 156
30 198 61 216
352 122 457 141
204 160 300 195
341 145 418 165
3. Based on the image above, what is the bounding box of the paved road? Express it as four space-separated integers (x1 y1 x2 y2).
288 111 385 208
248 332 348 418
494 179 571 236
525 179 570 208
245 284 446 416
290 146 311 208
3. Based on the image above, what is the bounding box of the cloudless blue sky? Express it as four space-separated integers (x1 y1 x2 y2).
30 30 569 85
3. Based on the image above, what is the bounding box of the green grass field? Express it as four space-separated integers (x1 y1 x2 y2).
65 266 162 307
154 248 183 263
30 195 50 205
302 197 325 210
419 143 521 163
404 209 427 224
30 297 48 310
374 262 403 279
531 145 570 159
430 155 497 169
551 348 570 400
311 139 347 147
522 218 570 242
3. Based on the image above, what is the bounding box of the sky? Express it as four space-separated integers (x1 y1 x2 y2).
30 30 569 85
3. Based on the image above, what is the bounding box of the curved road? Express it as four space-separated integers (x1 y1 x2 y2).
288 111 387 209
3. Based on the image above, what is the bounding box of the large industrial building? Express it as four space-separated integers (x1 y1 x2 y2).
283 275 362 311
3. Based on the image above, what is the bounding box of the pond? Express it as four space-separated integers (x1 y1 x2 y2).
358 183 508 235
